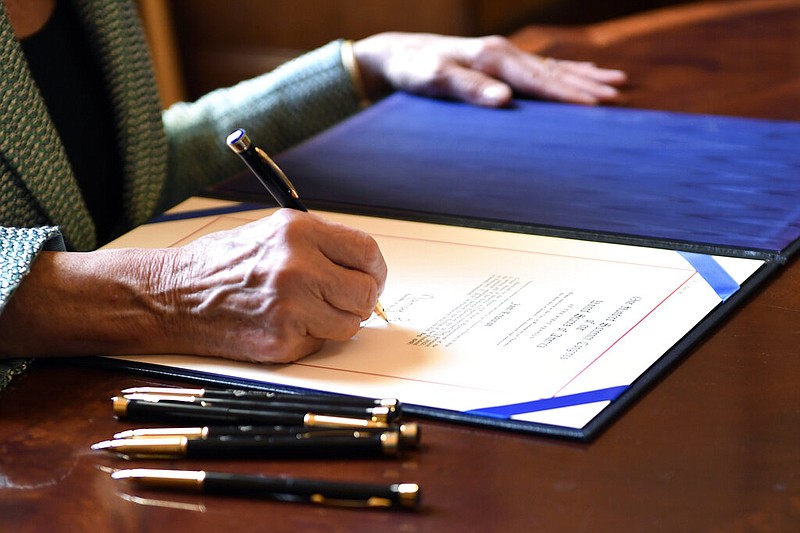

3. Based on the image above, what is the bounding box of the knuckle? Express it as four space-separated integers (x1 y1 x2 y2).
420 62 454 92
270 210 308 240
359 232 381 265
476 35 509 54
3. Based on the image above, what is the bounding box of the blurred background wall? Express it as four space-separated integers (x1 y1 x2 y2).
136 0 707 106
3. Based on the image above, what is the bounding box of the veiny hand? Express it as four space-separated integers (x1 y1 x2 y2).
0 211 386 363
157 210 387 363
354 32 627 107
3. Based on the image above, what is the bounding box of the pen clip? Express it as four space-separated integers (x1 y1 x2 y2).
254 146 300 200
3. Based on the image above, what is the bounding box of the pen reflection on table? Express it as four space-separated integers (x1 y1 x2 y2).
118 491 207 513
226 127 389 323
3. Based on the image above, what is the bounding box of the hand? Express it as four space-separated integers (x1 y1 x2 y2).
354 32 627 107
0 210 387 364
162 210 387 363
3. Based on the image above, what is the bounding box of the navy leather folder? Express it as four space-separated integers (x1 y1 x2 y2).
219 92 800 258
126 93 800 440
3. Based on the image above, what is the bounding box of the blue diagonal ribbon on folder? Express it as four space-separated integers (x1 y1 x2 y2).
466 385 628 418
678 252 740 302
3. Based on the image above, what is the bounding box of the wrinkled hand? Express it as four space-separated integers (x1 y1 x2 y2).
354 32 627 107
161 210 387 363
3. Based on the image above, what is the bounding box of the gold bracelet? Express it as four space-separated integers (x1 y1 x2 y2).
341 39 370 108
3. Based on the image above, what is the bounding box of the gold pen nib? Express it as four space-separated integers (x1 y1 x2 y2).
373 301 389 323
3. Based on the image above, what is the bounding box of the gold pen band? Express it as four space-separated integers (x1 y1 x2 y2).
302 413 388 429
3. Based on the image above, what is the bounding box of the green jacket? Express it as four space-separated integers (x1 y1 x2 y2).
0 0 363 376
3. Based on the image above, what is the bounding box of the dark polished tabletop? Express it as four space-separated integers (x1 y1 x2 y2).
2 1 799 531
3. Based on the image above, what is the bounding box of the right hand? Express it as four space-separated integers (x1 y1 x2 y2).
156 209 387 363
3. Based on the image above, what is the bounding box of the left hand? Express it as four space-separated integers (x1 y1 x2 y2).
354 32 627 107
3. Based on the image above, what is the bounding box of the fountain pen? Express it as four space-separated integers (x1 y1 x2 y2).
111 468 420 509
118 386 401 413
120 392 397 423
112 422 420 448
112 396 391 428
226 128 388 322
92 429 400 459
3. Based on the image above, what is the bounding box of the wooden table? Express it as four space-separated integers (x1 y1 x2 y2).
1 1 798 530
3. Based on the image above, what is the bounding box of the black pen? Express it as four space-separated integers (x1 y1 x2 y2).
92 429 400 459
112 422 421 448
111 468 421 509
226 128 389 322
112 396 390 428
119 386 401 414
121 393 396 423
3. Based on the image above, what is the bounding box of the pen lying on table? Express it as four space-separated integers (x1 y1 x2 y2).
120 386 401 414
92 428 403 459
110 468 420 509
112 422 420 447
120 392 398 423
111 396 391 428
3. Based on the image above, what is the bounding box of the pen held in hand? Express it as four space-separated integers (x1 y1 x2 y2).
110 468 420 509
226 128 389 323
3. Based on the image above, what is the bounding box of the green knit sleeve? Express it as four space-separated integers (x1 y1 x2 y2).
0 226 65 313
160 40 363 211
0 226 65 393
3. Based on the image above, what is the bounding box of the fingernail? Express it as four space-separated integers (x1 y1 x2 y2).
481 84 510 105
601 85 619 98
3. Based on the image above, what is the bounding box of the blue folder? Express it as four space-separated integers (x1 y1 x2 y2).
178 93 799 440
220 92 800 258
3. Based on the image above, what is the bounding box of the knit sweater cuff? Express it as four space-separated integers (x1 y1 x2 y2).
0 226 65 313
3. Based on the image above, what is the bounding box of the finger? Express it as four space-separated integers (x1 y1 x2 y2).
315 262 379 320
248 294 362 363
502 56 623 104
544 67 622 104
555 60 628 86
429 62 514 107
313 219 387 293
304 303 364 342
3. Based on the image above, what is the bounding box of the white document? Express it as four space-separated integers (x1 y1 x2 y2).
105 198 764 431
